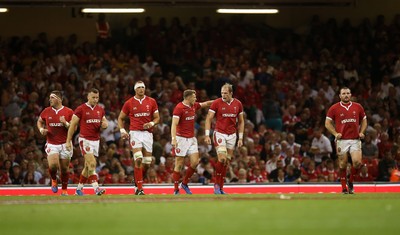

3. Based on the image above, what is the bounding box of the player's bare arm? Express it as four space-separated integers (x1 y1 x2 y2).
117 111 129 139
204 111 215 145
359 117 367 139
200 100 214 108
170 116 179 147
66 114 80 151
144 111 160 129
325 118 341 139
237 112 245 148
37 117 48 136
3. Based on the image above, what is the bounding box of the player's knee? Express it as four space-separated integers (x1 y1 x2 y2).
217 146 227 156
353 161 362 169
142 156 153 165
133 151 143 160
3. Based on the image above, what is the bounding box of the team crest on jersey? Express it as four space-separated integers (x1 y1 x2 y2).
46 148 51 153
85 146 90 152
218 138 222 144
176 148 181 153
146 105 150 111
131 141 135 147
337 147 341 153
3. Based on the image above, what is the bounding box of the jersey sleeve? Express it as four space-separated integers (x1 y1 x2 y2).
74 105 83 119
121 99 131 115
172 105 182 119
66 108 74 122
358 104 366 120
326 106 335 120
194 102 202 111
238 100 244 114
209 100 218 113
152 98 159 114
40 108 47 121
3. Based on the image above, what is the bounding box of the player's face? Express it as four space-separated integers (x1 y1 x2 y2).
188 94 197 105
339 89 351 103
49 94 61 108
49 96 59 108
87 92 99 106
221 87 232 102
135 86 145 97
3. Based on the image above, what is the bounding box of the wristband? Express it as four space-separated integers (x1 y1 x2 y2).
120 128 127 134
239 133 244 139
205 130 210 136
150 121 155 127
65 122 70 128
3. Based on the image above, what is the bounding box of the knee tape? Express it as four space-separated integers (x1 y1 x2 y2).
142 156 153 164
133 151 143 161
217 146 227 155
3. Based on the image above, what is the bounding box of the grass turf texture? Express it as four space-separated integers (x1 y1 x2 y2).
0 193 399 235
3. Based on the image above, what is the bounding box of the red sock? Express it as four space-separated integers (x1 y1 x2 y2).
88 174 98 183
215 161 223 186
220 165 227 189
79 175 88 184
182 167 195 185
134 167 143 190
172 171 180 191
61 172 69 190
340 168 347 190
49 168 57 181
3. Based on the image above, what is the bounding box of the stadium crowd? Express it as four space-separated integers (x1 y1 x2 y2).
0 14 400 186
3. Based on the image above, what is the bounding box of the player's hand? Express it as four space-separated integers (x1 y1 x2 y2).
120 128 129 139
59 116 66 124
65 141 72 151
39 128 48 136
171 138 177 147
359 133 365 139
237 139 243 148
101 119 108 129
143 121 155 129
204 136 211 145
335 133 342 140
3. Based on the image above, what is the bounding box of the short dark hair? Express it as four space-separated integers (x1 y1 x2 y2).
50 90 63 100
339 87 351 94
89 88 99 94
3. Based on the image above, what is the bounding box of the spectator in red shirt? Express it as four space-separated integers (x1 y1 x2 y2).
355 164 374 182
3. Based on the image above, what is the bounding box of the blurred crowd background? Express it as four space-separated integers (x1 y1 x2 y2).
0 13 400 186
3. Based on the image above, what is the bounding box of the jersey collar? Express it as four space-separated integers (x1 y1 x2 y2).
134 95 146 103
223 98 234 105
85 103 97 110
52 106 64 114
339 101 352 110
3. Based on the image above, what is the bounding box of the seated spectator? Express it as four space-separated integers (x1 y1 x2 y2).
355 164 374 182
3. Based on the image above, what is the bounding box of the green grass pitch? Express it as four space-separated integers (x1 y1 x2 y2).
0 193 399 235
